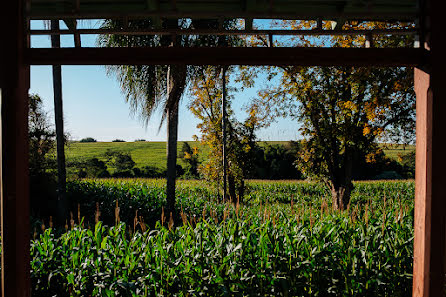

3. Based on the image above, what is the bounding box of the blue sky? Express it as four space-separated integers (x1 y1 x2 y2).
29 21 301 142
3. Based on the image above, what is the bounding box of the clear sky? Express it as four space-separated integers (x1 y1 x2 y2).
29 21 301 142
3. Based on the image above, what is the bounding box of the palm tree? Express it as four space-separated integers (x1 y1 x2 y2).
98 18 241 215
50 20 68 222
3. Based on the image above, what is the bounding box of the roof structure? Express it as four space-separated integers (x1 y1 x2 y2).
29 0 418 20
25 0 426 66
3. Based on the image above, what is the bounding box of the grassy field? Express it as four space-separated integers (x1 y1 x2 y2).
380 143 415 160
66 141 179 169
28 179 414 296
65 141 414 170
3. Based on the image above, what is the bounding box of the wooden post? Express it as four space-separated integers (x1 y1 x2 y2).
413 1 446 296
413 67 446 297
0 0 31 296
413 67 432 297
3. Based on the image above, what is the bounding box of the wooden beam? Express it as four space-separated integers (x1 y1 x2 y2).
146 0 159 11
29 27 418 37
27 10 417 22
0 0 31 296
26 47 427 67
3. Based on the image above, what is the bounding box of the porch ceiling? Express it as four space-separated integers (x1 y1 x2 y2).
28 0 418 21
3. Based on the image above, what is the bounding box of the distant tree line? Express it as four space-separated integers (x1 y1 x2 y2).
181 141 414 181
69 150 165 179
61 141 415 181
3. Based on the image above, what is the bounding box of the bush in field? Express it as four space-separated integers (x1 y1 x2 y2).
352 149 400 180
112 139 125 142
180 142 200 178
80 137 97 143
84 158 110 178
138 166 165 178
29 94 56 176
105 150 135 172
253 142 302 179
398 151 415 178
67 158 110 178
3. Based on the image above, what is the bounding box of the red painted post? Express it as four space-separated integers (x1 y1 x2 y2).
0 0 31 296
413 67 432 297
413 1 446 296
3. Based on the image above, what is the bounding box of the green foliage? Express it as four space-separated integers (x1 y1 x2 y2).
78 158 110 178
112 139 126 142
28 94 56 177
189 67 263 199
65 141 414 180
250 24 415 208
397 151 415 179
28 179 414 296
180 142 200 178
137 166 165 178
65 141 186 172
28 94 59 217
80 137 97 143
105 150 136 172
252 142 302 179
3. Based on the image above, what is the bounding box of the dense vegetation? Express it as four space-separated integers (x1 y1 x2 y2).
26 179 414 296
63 141 415 181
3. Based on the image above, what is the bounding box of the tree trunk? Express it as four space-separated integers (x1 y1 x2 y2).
166 101 179 215
166 65 186 215
222 66 228 202
227 173 237 203
329 153 354 211
51 20 68 223
237 179 245 204
330 181 353 211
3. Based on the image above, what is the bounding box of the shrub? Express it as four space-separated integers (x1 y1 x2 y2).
398 151 415 178
28 94 56 177
79 137 97 143
112 139 125 142
374 170 404 180
105 150 136 172
141 166 164 178
180 142 200 178
84 158 110 178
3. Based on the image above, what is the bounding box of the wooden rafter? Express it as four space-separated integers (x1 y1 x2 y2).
26 47 427 66
29 27 418 37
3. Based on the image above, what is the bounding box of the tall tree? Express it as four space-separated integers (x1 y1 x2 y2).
98 18 242 213
50 20 68 221
253 21 415 210
28 94 56 177
189 66 261 202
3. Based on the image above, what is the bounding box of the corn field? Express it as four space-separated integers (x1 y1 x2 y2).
26 179 413 296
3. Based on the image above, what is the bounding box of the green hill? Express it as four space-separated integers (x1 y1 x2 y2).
66 141 195 170
65 141 414 171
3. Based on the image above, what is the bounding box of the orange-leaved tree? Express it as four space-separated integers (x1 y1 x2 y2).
252 21 415 210
189 66 262 202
